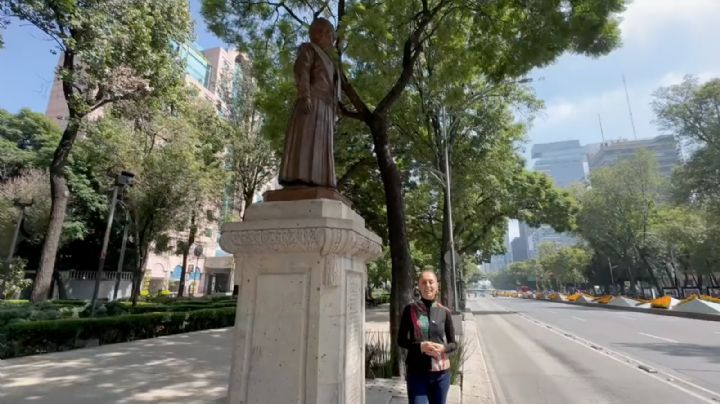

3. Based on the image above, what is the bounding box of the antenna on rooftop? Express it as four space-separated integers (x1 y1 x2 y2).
598 114 606 142
622 75 638 140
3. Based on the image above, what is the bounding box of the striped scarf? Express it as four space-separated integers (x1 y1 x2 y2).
409 300 450 372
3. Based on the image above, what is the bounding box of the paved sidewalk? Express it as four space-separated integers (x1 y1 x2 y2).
0 328 460 404
460 312 495 404
1 306 474 403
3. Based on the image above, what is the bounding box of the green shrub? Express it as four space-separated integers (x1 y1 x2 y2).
1 307 235 359
0 299 30 306
365 331 393 379
50 300 89 307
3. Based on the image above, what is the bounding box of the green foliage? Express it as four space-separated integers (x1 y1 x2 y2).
0 307 236 359
0 258 31 299
536 243 591 290
654 76 720 214
0 109 61 181
105 299 236 315
1 0 193 116
0 169 52 252
576 151 665 289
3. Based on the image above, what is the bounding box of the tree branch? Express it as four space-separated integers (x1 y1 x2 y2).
375 0 450 116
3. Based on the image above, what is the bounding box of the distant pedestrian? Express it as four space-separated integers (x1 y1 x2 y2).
397 271 457 404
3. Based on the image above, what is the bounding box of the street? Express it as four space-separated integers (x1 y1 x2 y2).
468 296 720 403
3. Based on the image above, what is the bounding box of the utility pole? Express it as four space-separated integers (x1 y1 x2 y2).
441 107 460 312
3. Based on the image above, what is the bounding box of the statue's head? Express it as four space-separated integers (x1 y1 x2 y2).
309 18 335 49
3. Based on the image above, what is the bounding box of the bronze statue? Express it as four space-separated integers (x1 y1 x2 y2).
279 18 340 188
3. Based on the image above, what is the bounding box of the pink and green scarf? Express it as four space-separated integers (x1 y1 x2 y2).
409 301 450 372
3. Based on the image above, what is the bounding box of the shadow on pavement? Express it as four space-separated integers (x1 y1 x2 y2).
1 328 232 403
615 342 720 364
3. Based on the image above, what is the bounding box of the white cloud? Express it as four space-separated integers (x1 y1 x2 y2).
534 67 720 145
620 0 720 45
659 70 720 87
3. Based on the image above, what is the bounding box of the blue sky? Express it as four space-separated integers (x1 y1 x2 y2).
1 0 719 150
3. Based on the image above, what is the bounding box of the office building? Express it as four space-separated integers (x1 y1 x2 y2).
531 140 590 188
587 135 680 177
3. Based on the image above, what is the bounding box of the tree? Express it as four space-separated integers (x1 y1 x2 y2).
652 76 720 289
202 0 625 371
1 0 193 302
173 99 227 298
576 151 665 293
0 109 62 181
218 55 278 219
0 170 51 255
536 242 590 291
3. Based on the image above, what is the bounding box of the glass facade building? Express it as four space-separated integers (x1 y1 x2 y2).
177 43 210 88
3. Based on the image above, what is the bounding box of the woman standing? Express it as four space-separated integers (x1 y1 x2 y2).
397 271 457 404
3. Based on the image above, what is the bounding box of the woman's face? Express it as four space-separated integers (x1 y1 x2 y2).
313 26 335 49
418 272 438 300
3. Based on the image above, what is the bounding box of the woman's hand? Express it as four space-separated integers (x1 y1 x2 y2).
301 97 312 113
420 342 445 358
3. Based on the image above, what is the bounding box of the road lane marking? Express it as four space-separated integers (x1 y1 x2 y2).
618 315 635 320
514 312 719 403
638 332 678 343
571 316 587 322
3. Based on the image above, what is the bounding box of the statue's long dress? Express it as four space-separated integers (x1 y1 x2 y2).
279 42 338 188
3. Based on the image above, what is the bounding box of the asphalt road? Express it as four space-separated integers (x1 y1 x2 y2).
468 296 720 403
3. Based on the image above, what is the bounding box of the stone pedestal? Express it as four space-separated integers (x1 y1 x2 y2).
220 199 382 404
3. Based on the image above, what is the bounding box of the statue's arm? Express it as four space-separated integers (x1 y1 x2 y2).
294 43 314 100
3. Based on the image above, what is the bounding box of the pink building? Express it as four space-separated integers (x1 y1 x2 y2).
45 44 269 298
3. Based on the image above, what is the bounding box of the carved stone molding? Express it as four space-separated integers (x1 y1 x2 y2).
220 226 382 263
323 254 341 287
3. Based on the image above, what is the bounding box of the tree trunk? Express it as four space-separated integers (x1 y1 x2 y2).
242 190 254 221
639 253 662 293
52 269 68 300
177 211 197 298
369 117 414 376
439 189 454 308
32 119 80 302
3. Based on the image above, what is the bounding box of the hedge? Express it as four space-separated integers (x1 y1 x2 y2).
0 307 236 359
105 300 236 315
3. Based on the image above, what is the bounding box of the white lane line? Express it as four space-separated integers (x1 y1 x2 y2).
638 332 678 343
618 315 635 320
571 316 587 322
516 313 719 403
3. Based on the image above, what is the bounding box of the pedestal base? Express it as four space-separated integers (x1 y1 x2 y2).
220 199 382 404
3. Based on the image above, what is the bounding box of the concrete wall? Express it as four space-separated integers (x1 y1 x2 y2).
64 280 133 300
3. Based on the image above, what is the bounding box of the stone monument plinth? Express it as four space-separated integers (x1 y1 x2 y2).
220 198 382 404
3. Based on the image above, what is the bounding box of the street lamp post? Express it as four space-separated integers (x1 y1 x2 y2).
112 201 131 301
91 171 134 315
441 107 460 313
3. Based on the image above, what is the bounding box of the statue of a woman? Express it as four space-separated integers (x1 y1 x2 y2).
278 18 340 188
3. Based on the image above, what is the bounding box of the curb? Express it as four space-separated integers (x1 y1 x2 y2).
460 313 496 404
